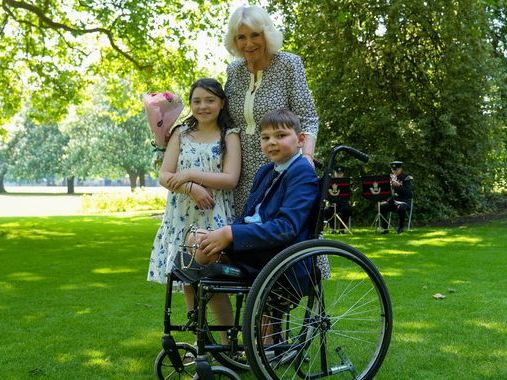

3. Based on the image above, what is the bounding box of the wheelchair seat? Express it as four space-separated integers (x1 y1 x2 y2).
201 263 246 280
172 262 248 284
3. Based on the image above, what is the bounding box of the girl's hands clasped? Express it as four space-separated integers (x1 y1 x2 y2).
166 169 196 191
190 184 215 210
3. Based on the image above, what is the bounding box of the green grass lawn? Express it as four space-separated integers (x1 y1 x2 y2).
0 215 506 379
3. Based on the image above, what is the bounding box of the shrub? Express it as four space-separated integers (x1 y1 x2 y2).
81 188 166 213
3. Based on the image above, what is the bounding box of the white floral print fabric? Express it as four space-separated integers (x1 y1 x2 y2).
147 125 238 284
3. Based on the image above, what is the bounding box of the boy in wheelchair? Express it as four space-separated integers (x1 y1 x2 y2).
186 108 319 277
157 114 393 379
158 108 318 377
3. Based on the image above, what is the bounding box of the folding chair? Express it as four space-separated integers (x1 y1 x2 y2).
360 175 391 232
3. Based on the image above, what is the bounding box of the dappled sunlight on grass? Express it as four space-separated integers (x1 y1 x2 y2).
56 352 75 364
59 282 109 290
397 321 436 330
0 281 15 291
22 312 47 323
60 284 80 290
368 248 417 259
75 308 92 315
377 268 403 277
123 357 148 374
397 332 424 343
3 230 76 240
121 330 161 348
419 230 449 238
440 344 465 355
408 235 482 247
8 272 46 281
82 350 112 368
1 223 76 240
381 248 417 255
492 349 507 359
1 215 506 379
466 320 507 334
88 282 109 288
330 270 368 281
92 267 138 274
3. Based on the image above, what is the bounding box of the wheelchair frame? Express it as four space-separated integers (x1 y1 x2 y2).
154 146 393 380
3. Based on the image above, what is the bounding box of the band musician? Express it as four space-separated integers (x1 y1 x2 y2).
380 161 413 234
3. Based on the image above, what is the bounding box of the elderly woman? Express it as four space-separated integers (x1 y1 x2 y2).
224 5 319 213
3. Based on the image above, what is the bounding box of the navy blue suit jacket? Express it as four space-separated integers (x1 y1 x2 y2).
228 155 319 271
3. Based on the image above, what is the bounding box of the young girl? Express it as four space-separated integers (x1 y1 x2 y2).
147 78 241 327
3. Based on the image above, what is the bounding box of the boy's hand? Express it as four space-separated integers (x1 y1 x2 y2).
199 226 232 256
190 184 215 209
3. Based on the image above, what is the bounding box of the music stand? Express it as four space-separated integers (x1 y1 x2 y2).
325 177 352 234
361 175 391 231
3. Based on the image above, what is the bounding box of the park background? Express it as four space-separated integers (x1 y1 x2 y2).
1 0 506 379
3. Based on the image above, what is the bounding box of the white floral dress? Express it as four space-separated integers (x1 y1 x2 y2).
147 125 238 284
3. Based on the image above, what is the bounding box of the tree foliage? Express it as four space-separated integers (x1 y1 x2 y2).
270 0 507 221
0 0 229 127
8 120 69 184
62 81 154 190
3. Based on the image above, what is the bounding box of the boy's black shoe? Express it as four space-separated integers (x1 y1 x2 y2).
397 227 404 234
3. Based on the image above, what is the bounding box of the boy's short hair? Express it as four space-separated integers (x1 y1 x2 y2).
260 109 302 134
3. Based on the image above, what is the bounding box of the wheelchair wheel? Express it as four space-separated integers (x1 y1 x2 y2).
243 239 392 380
154 343 197 379
192 365 241 379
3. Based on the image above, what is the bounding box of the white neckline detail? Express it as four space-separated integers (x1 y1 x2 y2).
243 71 263 135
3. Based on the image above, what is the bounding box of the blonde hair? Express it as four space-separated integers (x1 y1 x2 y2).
224 6 283 58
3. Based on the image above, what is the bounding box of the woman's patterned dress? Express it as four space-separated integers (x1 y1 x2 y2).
225 51 319 214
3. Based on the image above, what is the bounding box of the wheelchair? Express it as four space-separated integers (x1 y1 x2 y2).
154 146 393 380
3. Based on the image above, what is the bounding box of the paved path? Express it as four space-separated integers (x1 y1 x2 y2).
0 194 84 217
0 186 164 217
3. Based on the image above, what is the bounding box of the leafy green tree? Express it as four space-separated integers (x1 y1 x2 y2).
62 81 154 190
270 0 506 221
0 0 229 129
484 0 507 192
95 112 153 190
9 120 69 188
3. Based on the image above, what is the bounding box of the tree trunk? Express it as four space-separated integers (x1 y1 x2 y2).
127 171 137 191
138 169 145 188
67 176 75 194
0 169 6 193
